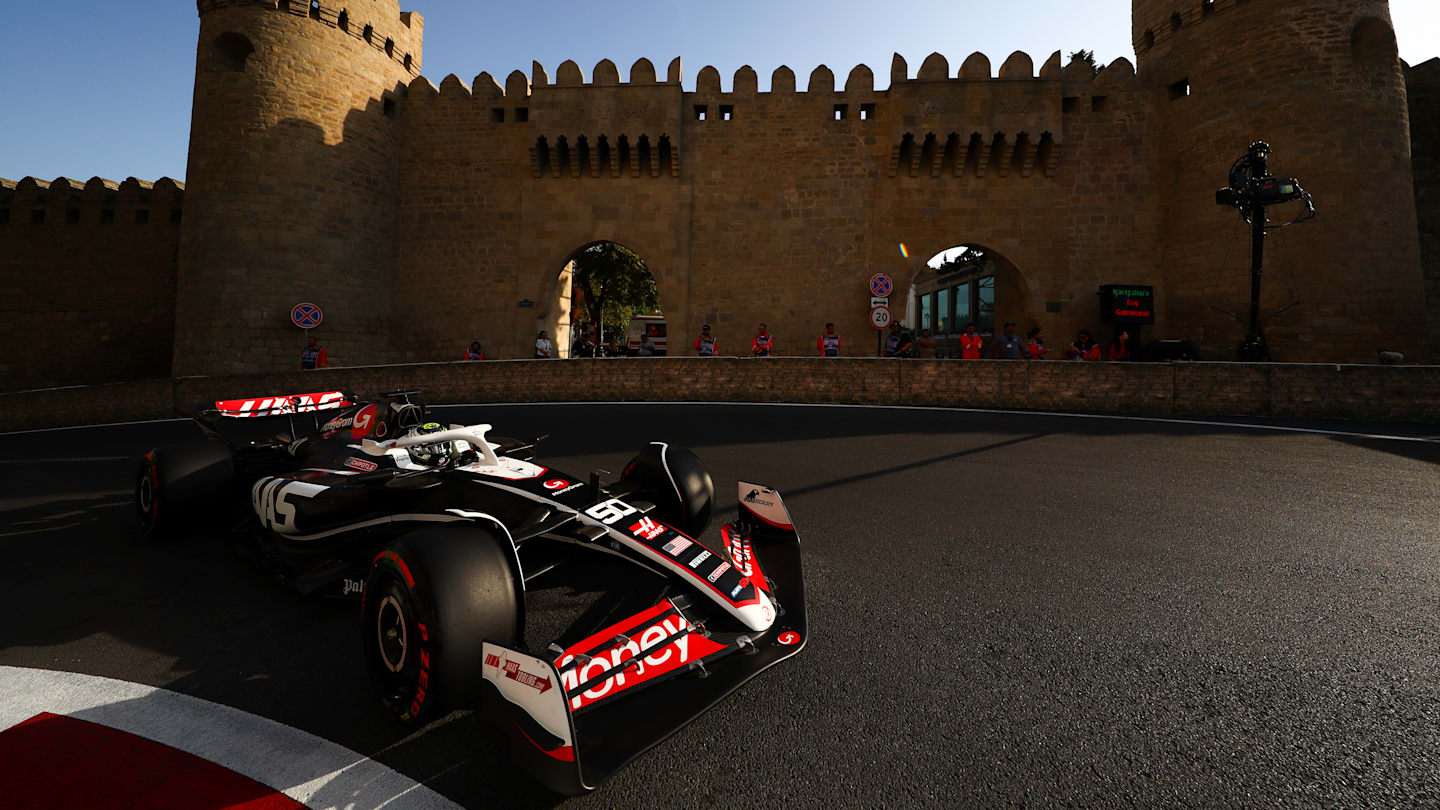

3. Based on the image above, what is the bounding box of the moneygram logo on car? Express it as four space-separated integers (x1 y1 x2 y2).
557 611 726 711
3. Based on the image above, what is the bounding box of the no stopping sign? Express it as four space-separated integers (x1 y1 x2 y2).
291 303 323 329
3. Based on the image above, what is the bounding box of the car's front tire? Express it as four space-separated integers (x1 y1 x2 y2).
362 525 521 725
621 442 714 537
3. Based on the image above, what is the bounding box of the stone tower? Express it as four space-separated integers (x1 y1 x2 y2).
1135 0 1427 360
176 0 423 374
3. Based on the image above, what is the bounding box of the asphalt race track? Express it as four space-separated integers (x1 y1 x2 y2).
3 403 1438 807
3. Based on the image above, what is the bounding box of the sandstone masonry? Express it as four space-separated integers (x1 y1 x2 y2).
1 0 1436 392
3 358 1437 434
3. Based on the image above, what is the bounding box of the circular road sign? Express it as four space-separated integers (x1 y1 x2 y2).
869 274 894 298
869 305 892 329
291 303 323 329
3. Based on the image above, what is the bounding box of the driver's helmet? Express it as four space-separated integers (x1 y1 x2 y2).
407 422 452 467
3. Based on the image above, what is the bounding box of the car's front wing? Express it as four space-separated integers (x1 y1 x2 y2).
478 482 807 795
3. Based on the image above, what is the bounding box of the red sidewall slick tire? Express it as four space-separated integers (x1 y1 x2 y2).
361 526 521 726
136 456 162 538
135 439 234 541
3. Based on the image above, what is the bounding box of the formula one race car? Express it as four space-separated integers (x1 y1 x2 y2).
134 389 806 794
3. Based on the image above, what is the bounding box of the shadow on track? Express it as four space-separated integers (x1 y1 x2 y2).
2 403 1438 808
780 432 1050 500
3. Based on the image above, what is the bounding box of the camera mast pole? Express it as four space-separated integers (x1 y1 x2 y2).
1215 141 1313 361
1244 199 1267 361
1241 145 1268 361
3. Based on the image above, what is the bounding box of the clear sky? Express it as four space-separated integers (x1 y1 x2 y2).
3 1 1436 183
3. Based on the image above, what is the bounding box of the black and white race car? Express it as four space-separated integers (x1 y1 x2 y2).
135 389 806 794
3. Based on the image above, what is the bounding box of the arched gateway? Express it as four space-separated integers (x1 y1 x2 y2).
906 246 1038 356
538 241 663 357
152 0 1430 370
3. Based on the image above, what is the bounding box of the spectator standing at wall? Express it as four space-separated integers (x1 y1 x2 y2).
1068 329 1101 361
994 322 1025 360
604 335 622 357
1108 330 1132 362
959 323 984 359
915 329 937 358
817 323 842 357
571 328 595 358
751 324 774 357
534 330 554 359
465 341 485 361
1026 327 1048 360
885 321 914 357
638 333 656 356
300 335 328 370
694 324 718 357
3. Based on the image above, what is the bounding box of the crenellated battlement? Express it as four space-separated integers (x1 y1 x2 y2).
196 0 423 77
0 176 183 225
396 49 1156 184
401 48 1131 103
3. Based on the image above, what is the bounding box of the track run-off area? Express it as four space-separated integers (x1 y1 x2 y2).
2 403 1437 808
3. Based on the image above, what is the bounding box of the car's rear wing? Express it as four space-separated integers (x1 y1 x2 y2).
210 390 355 418
480 483 807 795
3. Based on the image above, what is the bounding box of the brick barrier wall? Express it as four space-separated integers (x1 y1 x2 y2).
2 358 1438 433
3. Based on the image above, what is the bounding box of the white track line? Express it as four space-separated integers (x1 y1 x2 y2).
0 417 189 436
0 666 461 810
4 402 1432 444
431 401 1440 444
0 456 127 464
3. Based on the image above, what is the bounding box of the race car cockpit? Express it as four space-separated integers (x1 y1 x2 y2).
407 422 456 467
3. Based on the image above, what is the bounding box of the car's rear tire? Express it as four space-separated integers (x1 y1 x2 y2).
135 438 235 541
362 525 521 725
621 442 714 537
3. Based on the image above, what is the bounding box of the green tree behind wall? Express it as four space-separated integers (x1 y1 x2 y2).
570 242 661 345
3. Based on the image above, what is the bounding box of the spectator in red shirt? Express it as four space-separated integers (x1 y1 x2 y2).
1026 327 1048 360
465 340 485 361
1068 329 1101 361
817 323 842 357
300 335 328 370
959 323 984 359
751 323 774 357
694 324 718 357
1108 331 1132 362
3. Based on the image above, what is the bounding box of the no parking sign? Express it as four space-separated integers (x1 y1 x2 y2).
291 303 323 329
869 274 893 298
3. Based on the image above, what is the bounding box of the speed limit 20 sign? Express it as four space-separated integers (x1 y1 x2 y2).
869 305 892 329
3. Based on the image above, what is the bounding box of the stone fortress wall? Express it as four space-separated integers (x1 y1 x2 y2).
389 46 1162 371
1133 0 1428 362
5 358 1439 434
1 0 1437 392
0 177 183 391
1409 58 1440 361
176 0 423 376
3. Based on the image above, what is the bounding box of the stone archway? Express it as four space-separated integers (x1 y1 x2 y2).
537 239 665 357
899 242 1040 354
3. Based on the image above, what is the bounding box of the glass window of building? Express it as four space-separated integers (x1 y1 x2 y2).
936 288 950 334
919 294 932 332
954 283 971 330
977 276 996 333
